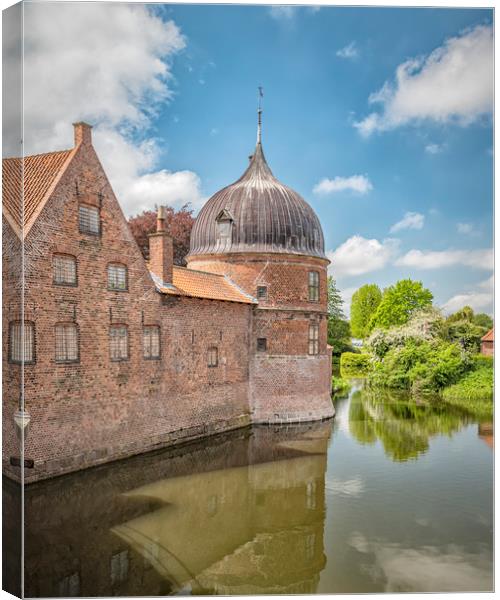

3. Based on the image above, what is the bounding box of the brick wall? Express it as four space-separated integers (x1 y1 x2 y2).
3 130 334 483
481 340 494 356
3 138 252 483
187 253 334 422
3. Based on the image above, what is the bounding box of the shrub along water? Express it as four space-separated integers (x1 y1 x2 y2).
339 302 493 414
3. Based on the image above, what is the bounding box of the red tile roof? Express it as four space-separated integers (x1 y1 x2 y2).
154 266 257 305
481 328 494 342
2 149 75 236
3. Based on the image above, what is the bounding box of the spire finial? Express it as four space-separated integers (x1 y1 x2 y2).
257 86 263 144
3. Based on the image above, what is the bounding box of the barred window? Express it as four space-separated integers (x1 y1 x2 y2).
257 337 267 352
208 346 218 367
110 326 128 361
308 271 320 302
9 321 34 363
308 323 319 355
143 326 160 359
55 324 79 362
53 254 77 285
79 204 100 234
257 285 268 300
108 264 127 291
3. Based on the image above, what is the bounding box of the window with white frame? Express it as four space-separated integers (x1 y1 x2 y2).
308 323 319 355
110 326 128 361
9 321 34 363
78 204 100 234
308 271 320 302
55 324 79 362
108 264 127 291
143 326 160 359
53 254 77 285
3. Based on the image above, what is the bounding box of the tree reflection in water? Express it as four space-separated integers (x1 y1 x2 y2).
348 387 475 462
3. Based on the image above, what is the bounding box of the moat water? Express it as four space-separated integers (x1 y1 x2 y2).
4 382 493 596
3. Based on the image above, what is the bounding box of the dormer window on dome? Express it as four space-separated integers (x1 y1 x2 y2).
216 209 234 243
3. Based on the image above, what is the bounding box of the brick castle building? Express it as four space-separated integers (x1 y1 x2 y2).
2 119 333 483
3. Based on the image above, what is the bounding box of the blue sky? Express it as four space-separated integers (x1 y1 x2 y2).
14 3 494 315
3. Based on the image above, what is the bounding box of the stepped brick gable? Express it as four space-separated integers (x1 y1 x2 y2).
3 120 333 483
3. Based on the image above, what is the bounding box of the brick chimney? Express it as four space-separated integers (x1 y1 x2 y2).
148 206 173 284
73 122 93 146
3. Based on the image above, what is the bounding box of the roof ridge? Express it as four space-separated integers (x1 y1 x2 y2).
174 265 226 278
3 148 73 161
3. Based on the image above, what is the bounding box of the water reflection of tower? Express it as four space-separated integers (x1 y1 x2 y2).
111 422 332 595
8 422 332 597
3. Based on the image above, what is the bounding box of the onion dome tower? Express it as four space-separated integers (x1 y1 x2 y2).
187 94 334 423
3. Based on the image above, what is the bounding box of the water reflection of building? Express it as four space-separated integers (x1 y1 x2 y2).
478 423 494 449
4 421 332 597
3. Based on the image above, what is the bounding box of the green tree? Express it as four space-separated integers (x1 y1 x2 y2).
443 306 489 353
473 313 493 330
350 284 382 338
327 276 345 319
369 279 433 331
326 277 352 357
328 318 352 357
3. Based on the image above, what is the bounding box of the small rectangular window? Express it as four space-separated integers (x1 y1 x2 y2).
108 264 127 291
308 271 320 302
53 254 77 285
143 326 160 359
79 205 100 234
208 346 218 367
9 322 35 363
308 323 319 355
110 326 128 361
257 338 267 352
55 324 79 362
257 286 268 300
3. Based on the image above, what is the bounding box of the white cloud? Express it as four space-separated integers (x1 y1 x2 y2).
325 477 364 497
354 25 493 136
268 6 297 20
336 41 359 60
395 248 493 270
442 275 493 314
390 212 425 233
457 222 476 235
5 3 206 215
313 175 373 196
328 236 399 277
425 143 444 154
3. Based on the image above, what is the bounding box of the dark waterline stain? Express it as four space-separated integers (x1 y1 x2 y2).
3 385 493 596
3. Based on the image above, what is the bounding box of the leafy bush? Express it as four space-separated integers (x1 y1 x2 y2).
442 360 493 417
368 339 468 394
340 352 371 376
332 376 351 396
366 308 444 359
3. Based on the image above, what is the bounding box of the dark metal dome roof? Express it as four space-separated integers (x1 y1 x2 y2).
188 141 326 259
